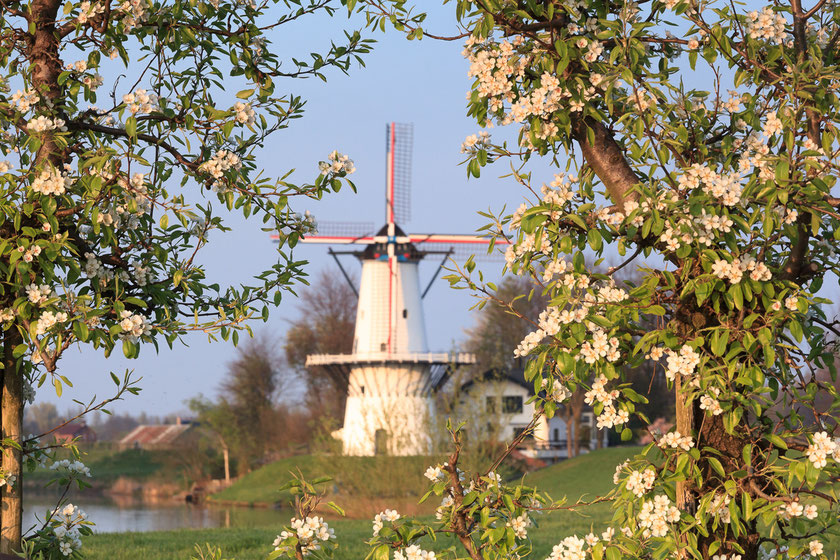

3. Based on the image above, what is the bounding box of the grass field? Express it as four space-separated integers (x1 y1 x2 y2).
86 448 636 560
27 447 173 487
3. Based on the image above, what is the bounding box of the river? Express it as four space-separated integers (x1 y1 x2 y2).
24 495 288 533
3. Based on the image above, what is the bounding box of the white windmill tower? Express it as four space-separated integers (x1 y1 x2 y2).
299 123 502 456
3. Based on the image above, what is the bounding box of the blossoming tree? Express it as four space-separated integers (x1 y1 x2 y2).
274 0 840 558
0 0 368 554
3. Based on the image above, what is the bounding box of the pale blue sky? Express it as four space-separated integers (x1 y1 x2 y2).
44 7 550 415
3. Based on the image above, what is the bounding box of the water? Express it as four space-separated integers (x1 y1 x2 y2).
24 495 288 534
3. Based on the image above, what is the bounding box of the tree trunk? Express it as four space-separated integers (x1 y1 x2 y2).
3 0 65 550
222 442 230 484
571 391 584 456
565 414 574 459
1 330 23 554
674 375 695 514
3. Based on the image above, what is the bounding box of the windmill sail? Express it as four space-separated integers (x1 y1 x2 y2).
386 122 412 225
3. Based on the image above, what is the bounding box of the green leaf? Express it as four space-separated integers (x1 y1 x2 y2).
126 116 137 139
708 457 725 478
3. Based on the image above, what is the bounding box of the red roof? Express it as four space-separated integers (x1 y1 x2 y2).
118 424 191 446
53 422 93 437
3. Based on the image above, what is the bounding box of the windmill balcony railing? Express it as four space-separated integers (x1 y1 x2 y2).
305 352 476 366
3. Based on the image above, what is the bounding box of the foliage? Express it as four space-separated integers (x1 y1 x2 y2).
0 0 371 553
341 0 840 558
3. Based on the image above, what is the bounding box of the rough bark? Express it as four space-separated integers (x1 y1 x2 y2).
1 330 23 555
571 116 640 209
674 374 695 514
1 0 65 551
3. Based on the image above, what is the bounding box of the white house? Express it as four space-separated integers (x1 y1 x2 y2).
457 369 608 461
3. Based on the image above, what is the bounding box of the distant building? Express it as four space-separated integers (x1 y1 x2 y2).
458 369 607 462
53 421 97 445
117 417 196 450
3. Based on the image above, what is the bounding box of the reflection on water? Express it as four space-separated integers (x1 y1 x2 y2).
24 495 287 534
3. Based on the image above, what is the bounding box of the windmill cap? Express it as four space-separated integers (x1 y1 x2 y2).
361 223 423 261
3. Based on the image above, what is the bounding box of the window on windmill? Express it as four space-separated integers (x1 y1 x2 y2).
360 385 365 395
402 309 408 318
485 396 497 414
502 395 523 414
374 429 388 455
380 343 387 351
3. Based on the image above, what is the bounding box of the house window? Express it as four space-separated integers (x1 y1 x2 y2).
485 396 497 414
502 395 523 414
581 414 591 425
360 385 365 395
380 343 387 351
402 309 408 318
512 426 533 440
553 428 559 441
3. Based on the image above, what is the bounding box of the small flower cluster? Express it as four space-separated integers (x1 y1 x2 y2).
806 431 839 469
625 468 656 497
638 495 681 538
35 311 69 336
122 89 159 114
199 149 242 181
118 310 151 342
27 284 52 305
319 151 355 176
394 545 436 560
50 504 87 557
507 513 531 539
77 1 104 23
542 259 569 282
705 493 732 524
424 464 445 482
0 308 14 322
579 329 621 364
120 0 151 29
546 535 588 560
460 131 491 153
541 174 576 209
657 431 694 451
699 388 723 416
26 116 67 133
273 516 335 556
31 168 71 196
11 89 39 112
372 509 400 536
662 345 700 381
20 244 43 263
658 208 734 251
233 102 256 126
763 111 783 137
711 256 772 284
676 164 742 206
586 375 629 429
50 459 92 478
543 378 571 403
0 471 17 489
745 7 787 44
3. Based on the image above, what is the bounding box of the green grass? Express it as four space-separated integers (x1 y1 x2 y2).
523 446 639 499
87 448 639 559
27 448 170 486
209 454 464 513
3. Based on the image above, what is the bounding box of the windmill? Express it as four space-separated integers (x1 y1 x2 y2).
296 123 505 456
